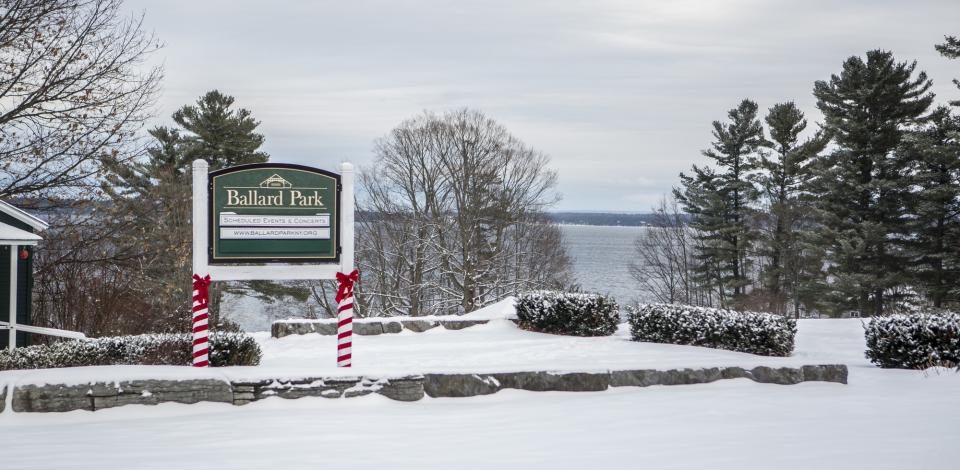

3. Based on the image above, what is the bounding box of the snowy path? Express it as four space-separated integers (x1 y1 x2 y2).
0 318 958 469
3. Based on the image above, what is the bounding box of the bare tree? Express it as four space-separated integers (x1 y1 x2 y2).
358 109 571 316
31 201 164 337
0 0 162 338
630 196 713 306
0 0 161 201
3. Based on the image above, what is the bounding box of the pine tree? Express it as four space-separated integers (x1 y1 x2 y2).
935 35 960 107
753 102 829 316
901 107 960 308
105 91 281 331
675 167 729 306
173 90 269 168
675 99 764 306
812 50 934 315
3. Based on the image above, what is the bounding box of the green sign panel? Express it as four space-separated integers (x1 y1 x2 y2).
208 163 340 264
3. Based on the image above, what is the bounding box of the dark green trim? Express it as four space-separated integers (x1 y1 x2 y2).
0 245 33 348
0 212 33 233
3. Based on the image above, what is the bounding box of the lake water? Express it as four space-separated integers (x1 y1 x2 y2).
560 224 647 306
225 223 647 330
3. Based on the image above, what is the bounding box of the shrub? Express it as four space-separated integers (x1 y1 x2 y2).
627 303 796 356
0 332 261 371
515 290 620 336
864 313 960 369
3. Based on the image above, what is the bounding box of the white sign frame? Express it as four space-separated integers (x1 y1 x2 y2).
192 159 355 281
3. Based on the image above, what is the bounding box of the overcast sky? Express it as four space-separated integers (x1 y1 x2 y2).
125 0 960 211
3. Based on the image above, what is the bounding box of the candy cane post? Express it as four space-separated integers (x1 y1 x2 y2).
191 274 211 367
335 269 358 367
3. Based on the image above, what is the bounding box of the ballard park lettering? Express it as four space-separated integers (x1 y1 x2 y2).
209 164 341 263
225 189 325 207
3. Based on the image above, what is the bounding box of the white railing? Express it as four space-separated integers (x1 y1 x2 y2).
0 321 86 345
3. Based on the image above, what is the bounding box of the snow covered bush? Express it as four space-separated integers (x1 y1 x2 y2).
515 291 620 336
864 313 960 369
0 332 261 371
627 304 796 356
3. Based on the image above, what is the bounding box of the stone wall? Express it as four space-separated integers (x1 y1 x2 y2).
272 319 490 338
423 364 848 398
0 364 847 413
231 375 425 405
11 379 234 413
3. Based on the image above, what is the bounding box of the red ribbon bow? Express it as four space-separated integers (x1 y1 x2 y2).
192 274 211 307
335 269 359 303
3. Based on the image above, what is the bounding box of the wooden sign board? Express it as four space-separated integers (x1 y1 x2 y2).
208 164 340 263
192 160 355 282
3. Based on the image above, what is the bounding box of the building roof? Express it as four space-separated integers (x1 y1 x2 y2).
0 223 42 245
0 200 48 231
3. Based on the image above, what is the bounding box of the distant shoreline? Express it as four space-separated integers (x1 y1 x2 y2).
549 212 685 227
556 222 650 228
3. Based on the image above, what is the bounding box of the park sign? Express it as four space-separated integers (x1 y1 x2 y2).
192 159 357 368
192 160 355 282
208 163 340 263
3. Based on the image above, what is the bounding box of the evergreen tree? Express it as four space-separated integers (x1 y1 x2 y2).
675 99 764 306
812 50 934 315
105 91 281 331
935 35 960 106
173 90 269 168
675 167 729 306
753 102 829 316
901 107 960 308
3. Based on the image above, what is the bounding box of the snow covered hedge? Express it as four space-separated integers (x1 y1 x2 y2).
627 304 796 356
0 332 261 371
864 313 960 369
515 291 620 336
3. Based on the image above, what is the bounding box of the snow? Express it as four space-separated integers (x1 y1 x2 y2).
249 319 861 380
0 318 886 386
0 318 958 469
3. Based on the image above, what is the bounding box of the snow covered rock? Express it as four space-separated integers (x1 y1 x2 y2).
12 379 234 413
627 304 797 356
515 291 620 336
864 313 960 368
423 374 501 398
492 371 611 392
401 320 439 332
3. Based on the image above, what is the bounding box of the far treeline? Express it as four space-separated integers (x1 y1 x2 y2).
634 40 960 318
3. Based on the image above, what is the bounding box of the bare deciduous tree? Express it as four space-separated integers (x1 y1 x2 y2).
0 0 161 201
630 196 709 305
0 0 162 337
358 109 572 316
31 201 162 338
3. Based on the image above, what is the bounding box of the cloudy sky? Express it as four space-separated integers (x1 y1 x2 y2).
125 0 960 211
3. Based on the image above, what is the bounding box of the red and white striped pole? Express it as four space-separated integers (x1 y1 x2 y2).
191 274 211 367
336 162 357 368
335 269 358 367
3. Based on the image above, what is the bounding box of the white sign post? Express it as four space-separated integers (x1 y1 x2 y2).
191 159 356 367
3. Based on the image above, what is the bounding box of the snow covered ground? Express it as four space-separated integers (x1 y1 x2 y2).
0 312 958 469
0 298 872 386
